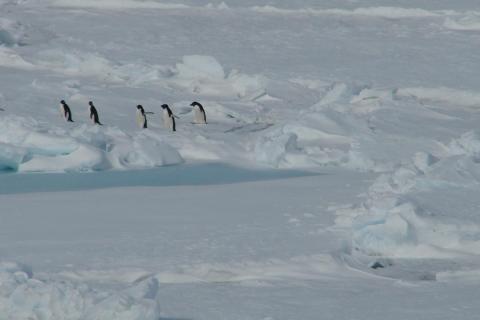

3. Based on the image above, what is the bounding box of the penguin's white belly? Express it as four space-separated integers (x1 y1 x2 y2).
163 112 173 130
136 112 146 128
194 108 206 124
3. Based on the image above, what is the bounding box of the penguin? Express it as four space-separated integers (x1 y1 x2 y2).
136 105 148 129
88 101 102 125
161 104 176 132
191 101 207 124
60 100 74 122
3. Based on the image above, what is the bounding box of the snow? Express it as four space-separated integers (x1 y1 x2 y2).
1 0 480 319
251 5 444 18
48 0 189 10
0 116 183 172
445 14 480 31
397 87 480 108
0 262 161 320
344 131 480 258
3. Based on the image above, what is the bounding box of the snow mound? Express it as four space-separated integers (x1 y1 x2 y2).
35 49 135 83
253 123 350 169
446 131 480 158
32 51 264 98
176 55 225 80
35 49 181 85
345 133 480 258
251 82 396 170
300 83 480 172
172 55 266 98
205 2 229 10
0 115 183 173
445 14 480 31
352 199 480 258
0 262 160 320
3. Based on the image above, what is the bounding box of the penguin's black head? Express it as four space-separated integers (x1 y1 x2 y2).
190 101 198 107
89 101 94 106
61 100 66 105
161 104 168 109
137 105 144 111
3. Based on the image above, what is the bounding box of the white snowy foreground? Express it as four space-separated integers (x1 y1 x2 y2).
1 0 480 319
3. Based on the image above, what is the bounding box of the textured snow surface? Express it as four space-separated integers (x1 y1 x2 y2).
0 262 161 320
2 0 480 319
0 116 183 172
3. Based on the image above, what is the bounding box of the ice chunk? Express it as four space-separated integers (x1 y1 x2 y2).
255 127 299 168
0 116 183 173
0 143 26 171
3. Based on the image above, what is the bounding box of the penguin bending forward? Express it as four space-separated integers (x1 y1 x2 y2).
191 101 207 124
161 104 176 132
136 105 148 129
88 101 102 125
60 100 74 122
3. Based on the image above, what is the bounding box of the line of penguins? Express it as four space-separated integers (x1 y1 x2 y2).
58 100 207 131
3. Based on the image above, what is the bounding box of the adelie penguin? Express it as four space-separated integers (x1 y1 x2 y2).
191 101 207 124
60 100 74 122
88 101 102 125
136 105 148 129
161 104 176 132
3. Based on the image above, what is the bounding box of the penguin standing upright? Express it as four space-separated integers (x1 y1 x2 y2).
60 100 74 122
191 101 206 124
136 105 148 129
88 101 102 125
161 104 176 132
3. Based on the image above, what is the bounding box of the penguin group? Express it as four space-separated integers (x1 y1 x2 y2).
58 100 207 132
